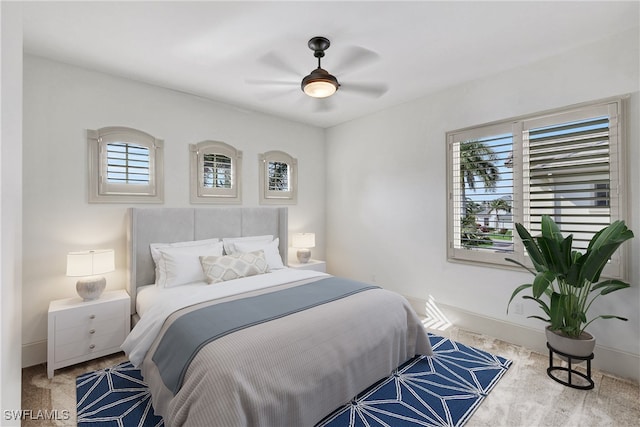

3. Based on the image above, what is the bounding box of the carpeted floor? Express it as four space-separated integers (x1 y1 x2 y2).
22 327 640 427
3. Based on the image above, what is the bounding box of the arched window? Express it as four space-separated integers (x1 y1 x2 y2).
88 126 164 203
259 151 297 205
190 140 242 203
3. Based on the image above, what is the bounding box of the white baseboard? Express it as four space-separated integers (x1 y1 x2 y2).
23 340 47 368
405 296 640 384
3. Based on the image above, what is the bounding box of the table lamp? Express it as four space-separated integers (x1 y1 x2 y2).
292 233 315 263
66 249 115 301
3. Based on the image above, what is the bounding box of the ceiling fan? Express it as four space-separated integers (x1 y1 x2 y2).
248 36 388 105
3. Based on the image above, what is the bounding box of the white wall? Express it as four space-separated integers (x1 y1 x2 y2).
326 29 640 380
22 56 326 365
1 2 23 423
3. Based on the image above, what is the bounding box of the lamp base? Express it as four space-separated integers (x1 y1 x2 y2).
296 248 311 263
76 276 106 301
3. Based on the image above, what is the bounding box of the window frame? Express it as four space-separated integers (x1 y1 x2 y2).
189 140 242 204
258 150 298 205
446 96 629 280
87 126 164 203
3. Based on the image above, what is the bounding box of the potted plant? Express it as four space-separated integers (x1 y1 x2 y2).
506 215 634 357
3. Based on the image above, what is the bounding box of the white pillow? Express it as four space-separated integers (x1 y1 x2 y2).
150 238 220 281
222 235 273 255
233 238 285 270
156 241 224 288
200 251 269 284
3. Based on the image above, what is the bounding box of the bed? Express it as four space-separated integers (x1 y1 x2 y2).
122 207 432 426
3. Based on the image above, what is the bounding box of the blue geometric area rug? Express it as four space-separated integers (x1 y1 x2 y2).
76 334 511 427
318 334 512 426
76 362 163 427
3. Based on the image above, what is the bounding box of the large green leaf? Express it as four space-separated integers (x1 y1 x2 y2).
532 270 555 299
514 222 546 271
581 221 634 282
541 215 563 242
591 279 631 295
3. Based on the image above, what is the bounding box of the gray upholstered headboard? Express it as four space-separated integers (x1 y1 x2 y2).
127 207 288 315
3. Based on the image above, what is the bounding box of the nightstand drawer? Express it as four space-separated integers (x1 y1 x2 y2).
54 329 125 362
54 317 123 347
54 299 126 331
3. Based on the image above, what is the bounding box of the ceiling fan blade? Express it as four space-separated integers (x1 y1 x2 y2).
257 51 301 77
245 79 299 87
340 82 389 98
334 46 381 75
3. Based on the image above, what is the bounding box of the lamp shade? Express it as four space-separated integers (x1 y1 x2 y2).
292 233 315 249
66 249 115 277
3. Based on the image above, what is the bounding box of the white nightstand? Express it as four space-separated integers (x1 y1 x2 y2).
288 259 326 273
47 289 130 378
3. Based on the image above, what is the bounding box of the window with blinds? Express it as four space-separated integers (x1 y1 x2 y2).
451 132 514 253
447 97 628 279
268 161 290 191
106 143 150 185
88 127 164 203
203 153 232 189
259 151 297 205
523 114 613 251
190 140 242 204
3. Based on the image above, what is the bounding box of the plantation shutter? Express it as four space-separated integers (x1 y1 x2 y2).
106 143 151 185
203 153 233 189
447 122 517 265
521 102 623 277
268 161 290 191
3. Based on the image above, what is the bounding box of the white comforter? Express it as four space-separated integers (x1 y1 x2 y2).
122 268 329 366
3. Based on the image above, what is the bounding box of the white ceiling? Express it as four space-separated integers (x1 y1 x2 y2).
21 1 639 128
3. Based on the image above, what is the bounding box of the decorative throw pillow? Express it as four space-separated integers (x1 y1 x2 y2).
200 250 270 284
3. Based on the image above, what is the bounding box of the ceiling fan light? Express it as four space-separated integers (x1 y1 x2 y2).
303 81 337 98
301 68 339 98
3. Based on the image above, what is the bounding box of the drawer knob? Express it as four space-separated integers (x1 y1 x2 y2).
89 344 95 350
89 315 96 320
89 329 95 334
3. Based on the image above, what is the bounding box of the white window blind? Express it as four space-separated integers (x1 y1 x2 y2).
203 153 232 189
268 161 290 191
523 112 613 249
106 143 150 185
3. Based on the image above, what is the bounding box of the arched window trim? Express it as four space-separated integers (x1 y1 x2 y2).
259 150 297 205
190 140 242 204
87 126 164 203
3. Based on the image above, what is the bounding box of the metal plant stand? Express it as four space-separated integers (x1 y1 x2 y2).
547 342 594 390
